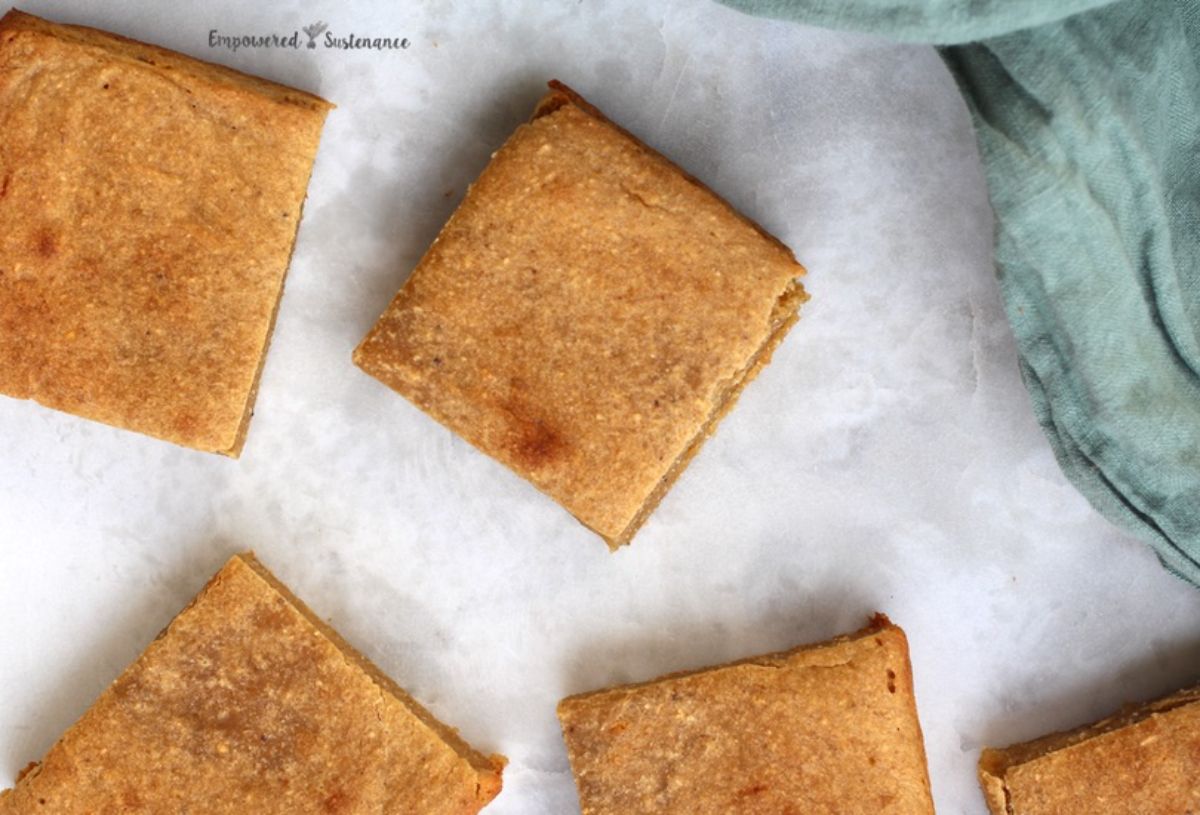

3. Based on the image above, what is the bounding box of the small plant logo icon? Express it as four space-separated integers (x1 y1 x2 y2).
302 21 328 49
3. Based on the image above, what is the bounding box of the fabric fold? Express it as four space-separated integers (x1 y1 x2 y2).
721 0 1200 585
717 0 1119 44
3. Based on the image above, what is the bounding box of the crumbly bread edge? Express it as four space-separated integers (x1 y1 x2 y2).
220 143 328 457
601 278 808 548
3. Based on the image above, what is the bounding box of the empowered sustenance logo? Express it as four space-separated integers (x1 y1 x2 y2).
208 20 411 53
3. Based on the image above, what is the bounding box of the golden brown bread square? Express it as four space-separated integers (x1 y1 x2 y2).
354 80 807 548
0 9 331 455
556 614 934 814
978 684 1200 814
0 553 505 814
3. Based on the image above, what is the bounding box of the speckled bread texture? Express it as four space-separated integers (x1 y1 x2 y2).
0 553 505 814
978 685 1200 814
556 614 934 814
0 9 331 455
354 80 807 548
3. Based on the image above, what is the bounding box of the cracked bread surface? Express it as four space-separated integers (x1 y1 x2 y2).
354 80 807 548
0 9 331 455
556 615 934 814
0 553 504 814
979 685 1200 814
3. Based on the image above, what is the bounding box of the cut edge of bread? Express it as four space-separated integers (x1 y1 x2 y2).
220 141 329 457
533 80 809 549
601 277 807 549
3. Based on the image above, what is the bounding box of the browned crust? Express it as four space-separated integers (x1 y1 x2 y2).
236 553 506 793
0 9 331 455
536 80 803 264
978 684 1200 815
604 278 808 548
0 9 331 113
222 169 319 457
354 80 807 547
557 614 934 814
560 612 897 705
0 553 504 813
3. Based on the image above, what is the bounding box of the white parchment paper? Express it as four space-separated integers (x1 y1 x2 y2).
2 2 1198 813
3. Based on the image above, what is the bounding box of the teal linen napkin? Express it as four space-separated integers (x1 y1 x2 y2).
719 0 1118 43
720 0 1200 585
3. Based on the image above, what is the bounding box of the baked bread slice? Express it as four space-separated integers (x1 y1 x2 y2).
0 553 504 814
556 614 934 814
0 10 331 455
354 80 806 548
978 685 1200 814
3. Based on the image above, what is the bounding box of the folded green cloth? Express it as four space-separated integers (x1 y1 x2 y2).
719 0 1119 43
720 0 1200 584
